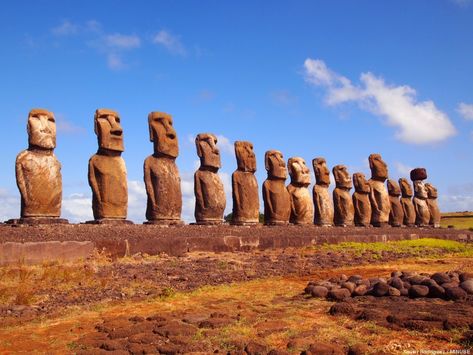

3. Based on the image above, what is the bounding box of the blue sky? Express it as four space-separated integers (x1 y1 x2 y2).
1 1 472 222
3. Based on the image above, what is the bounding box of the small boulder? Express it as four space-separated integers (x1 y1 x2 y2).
388 287 401 297
347 275 363 283
400 288 409 297
304 285 315 294
327 288 351 301
329 302 355 316
421 279 438 287
459 272 473 282
311 286 329 298
407 275 428 285
428 284 446 299
431 272 451 285
339 274 348 282
460 280 473 295
409 285 429 298
391 271 402 278
245 341 267 355
353 285 368 297
372 282 390 297
302 342 345 355
442 281 460 289
348 344 370 355
390 277 404 290
341 281 356 294
445 287 468 301
355 279 370 287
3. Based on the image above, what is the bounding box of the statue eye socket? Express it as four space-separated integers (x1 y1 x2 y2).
48 117 55 123
116 117 121 123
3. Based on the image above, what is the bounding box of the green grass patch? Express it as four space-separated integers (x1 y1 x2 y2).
440 217 473 230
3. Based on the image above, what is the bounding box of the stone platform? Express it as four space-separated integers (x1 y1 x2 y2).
0 224 471 265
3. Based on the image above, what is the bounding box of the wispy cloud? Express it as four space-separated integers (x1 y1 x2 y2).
51 20 79 36
457 102 473 120
271 90 297 106
104 34 141 49
394 161 414 177
303 58 456 145
153 30 186 56
450 0 471 7
216 135 234 155
56 114 86 135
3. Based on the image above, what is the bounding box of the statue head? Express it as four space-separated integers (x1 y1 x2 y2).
312 157 330 186
399 178 413 198
94 109 124 152
265 150 287 180
353 172 370 193
196 133 220 170
369 153 388 181
27 109 56 150
425 183 438 199
148 111 178 158
413 180 428 199
288 157 311 186
333 165 352 189
387 179 401 197
235 141 256 173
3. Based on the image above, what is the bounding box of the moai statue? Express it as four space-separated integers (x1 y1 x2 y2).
143 112 183 225
262 150 291 225
399 178 416 227
410 168 430 227
387 179 404 227
194 133 226 224
425 183 441 228
312 158 334 226
88 109 131 224
352 172 371 227
231 141 259 225
332 165 354 227
287 157 314 225
13 109 67 224
368 154 390 227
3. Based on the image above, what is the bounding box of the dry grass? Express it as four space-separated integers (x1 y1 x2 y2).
441 211 473 230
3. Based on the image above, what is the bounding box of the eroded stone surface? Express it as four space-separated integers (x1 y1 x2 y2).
312 158 333 226
352 172 371 227
194 133 225 224
399 178 416 227
387 179 404 227
425 183 440 228
144 112 182 225
232 141 259 225
88 109 128 221
333 165 354 227
15 109 64 221
287 157 313 225
411 169 431 227
263 150 290 225
368 154 390 227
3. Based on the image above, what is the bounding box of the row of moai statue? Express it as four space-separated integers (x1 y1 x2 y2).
9 108 441 228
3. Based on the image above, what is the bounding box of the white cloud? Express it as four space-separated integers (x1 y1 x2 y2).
304 58 456 144
104 34 141 49
56 114 86 135
450 0 471 7
153 30 186 56
0 188 20 221
51 20 79 36
394 162 414 177
62 193 92 222
216 135 234 155
271 90 297 106
106 53 125 70
457 102 473 120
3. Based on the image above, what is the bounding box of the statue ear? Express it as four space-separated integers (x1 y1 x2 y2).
195 137 203 158
264 152 271 171
94 112 99 136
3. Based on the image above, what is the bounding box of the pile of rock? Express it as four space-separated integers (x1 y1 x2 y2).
305 271 473 301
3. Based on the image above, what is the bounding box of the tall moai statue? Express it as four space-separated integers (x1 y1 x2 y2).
88 109 131 224
287 157 314 225
387 179 404 227
333 165 354 227
194 133 226 224
143 112 183 225
410 168 430 227
399 178 416 227
425 183 441 228
262 150 291 225
312 158 334 226
13 109 67 224
231 141 259 225
368 154 390 227
352 172 371 227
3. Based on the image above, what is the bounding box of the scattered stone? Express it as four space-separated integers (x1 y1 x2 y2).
311 286 329 298
431 272 451 285
347 275 363 283
388 287 401 297
459 272 473 283
372 282 390 297
445 287 467 301
327 288 351 301
409 285 429 298
391 271 402 278
348 344 370 355
353 285 368 297
442 281 460 289
428 284 445 299
460 280 473 294
244 340 267 355
389 277 404 290
329 302 356 316
302 342 345 355
341 281 356 294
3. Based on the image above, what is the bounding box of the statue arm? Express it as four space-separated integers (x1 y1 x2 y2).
369 186 379 213
15 156 28 203
194 172 207 210
88 159 101 204
143 159 156 207
263 183 273 215
232 174 240 210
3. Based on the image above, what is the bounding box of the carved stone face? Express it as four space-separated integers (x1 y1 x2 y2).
94 109 124 152
425 183 438 199
387 179 401 196
312 157 330 186
369 153 388 181
27 109 56 149
288 157 311 186
333 165 352 189
413 180 428 199
399 178 413 198
196 133 221 169
235 141 256 173
265 150 287 180
353 172 370 193
148 112 178 158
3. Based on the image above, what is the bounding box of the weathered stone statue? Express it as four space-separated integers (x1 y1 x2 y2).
88 109 130 224
399 178 416 227
263 150 291 225
387 179 404 227
194 133 226 224
231 141 259 225
143 112 182 225
368 154 390 227
411 168 430 227
332 165 354 227
352 172 371 227
312 158 333 226
14 109 67 224
287 157 314 225
425 183 441 228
